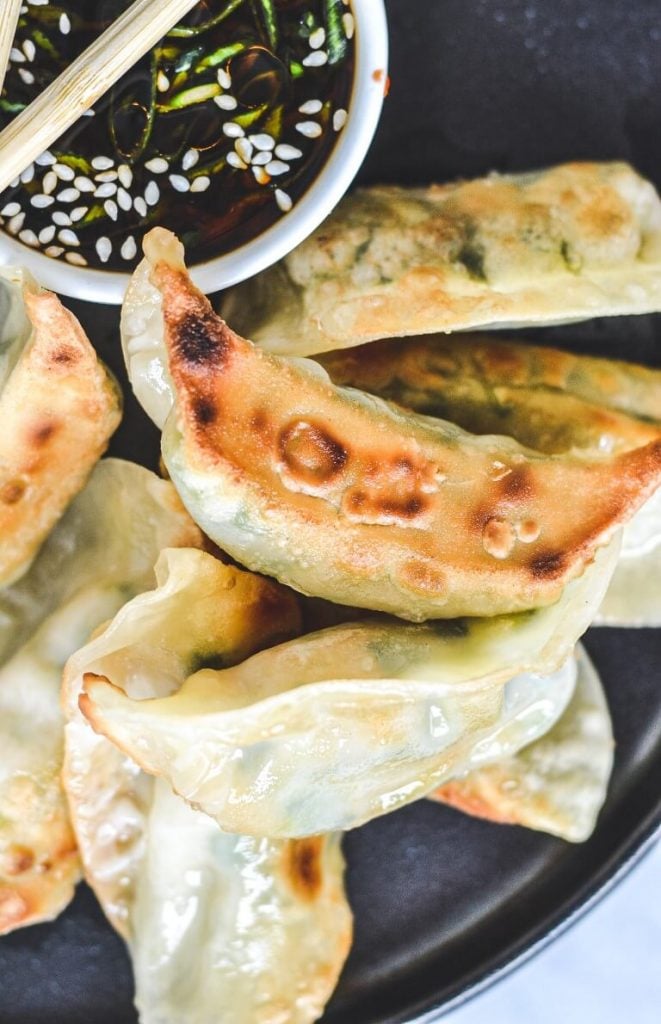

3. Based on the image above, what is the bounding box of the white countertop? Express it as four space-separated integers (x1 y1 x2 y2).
447 838 661 1024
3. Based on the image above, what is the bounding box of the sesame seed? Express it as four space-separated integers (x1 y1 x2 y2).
104 199 118 221
252 166 270 185
275 144 303 160
223 122 244 139
275 189 293 213
182 149 199 171
309 27 326 49
134 196 148 217
70 206 89 222
18 68 34 84
333 108 348 131
74 176 96 193
19 229 39 247
22 39 36 62
265 160 290 176
59 13 71 34
58 228 80 246
9 178 19 189
82 109 95 118
121 236 137 261
8 212 25 234
38 225 56 244
217 68 232 89
296 121 323 138
117 187 132 211
45 246 64 258
303 50 328 67
214 94 238 111
190 176 210 193
249 133 275 150
227 152 248 170
52 211 71 226
10 48 25 64
92 156 114 171
144 181 160 206
65 252 88 267
235 137 253 163
118 165 133 189
96 237 112 263
42 171 58 194
1 202 21 217
145 157 169 173
58 187 81 203
95 182 117 199
157 71 170 92
251 151 271 166
54 163 75 181
299 99 323 114
31 194 55 208
35 151 55 167
170 174 190 193
342 12 355 38
95 170 118 182
20 164 35 184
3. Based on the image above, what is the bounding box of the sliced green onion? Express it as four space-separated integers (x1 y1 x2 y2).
323 0 348 64
168 0 247 39
161 83 221 110
252 0 279 51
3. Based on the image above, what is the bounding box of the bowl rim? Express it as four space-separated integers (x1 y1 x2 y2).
0 0 388 305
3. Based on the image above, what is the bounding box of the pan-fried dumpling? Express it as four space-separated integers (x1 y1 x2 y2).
63 559 348 1024
431 645 613 842
0 460 200 934
121 229 661 622
0 268 121 586
321 334 661 627
221 162 661 356
72 541 617 838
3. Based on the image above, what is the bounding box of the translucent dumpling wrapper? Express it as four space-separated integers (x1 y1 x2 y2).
72 540 618 838
431 644 614 842
0 460 201 934
0 267 122 586
321 334 661 627
63 558 349 1024
220 162 661 356
120 229 661 622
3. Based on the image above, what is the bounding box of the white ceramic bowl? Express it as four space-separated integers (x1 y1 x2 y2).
0 1 388 304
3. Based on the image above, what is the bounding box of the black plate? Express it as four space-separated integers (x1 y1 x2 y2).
2 2 661 1022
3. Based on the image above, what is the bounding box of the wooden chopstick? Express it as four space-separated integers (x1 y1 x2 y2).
0 0 202 195
0 0 23 99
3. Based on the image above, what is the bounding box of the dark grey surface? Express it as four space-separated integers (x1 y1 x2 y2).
1 2 661 1022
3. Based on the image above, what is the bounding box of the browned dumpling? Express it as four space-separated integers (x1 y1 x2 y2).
222 162 661 355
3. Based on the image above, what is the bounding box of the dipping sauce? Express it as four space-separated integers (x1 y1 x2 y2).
0 0 355 272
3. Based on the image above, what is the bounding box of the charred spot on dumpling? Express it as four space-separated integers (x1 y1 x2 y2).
3 846 35 876
173 311 232 369
399 558 447 597
278 420 348 486
342 486 429 525
0 479 27 505
29 420 58 447
49 345 81 367
192 396 218 426
500 464 534 501
285 837 324 901
530 550 566 579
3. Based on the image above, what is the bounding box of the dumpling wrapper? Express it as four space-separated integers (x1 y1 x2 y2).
431 644 613 842
321 334 661 626
73 540 618 838
220 162 661 356
0 460 200 934
0 268 121 586
120 228 661 622
63 559 350 1024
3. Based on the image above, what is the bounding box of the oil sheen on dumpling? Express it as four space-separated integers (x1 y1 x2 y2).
321 334 661 627
63 553 351 1024
431 645 613 842
0 460 200 934
221 162 661 355
121 228 661 622
74 541 617 838
0 268 121 586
